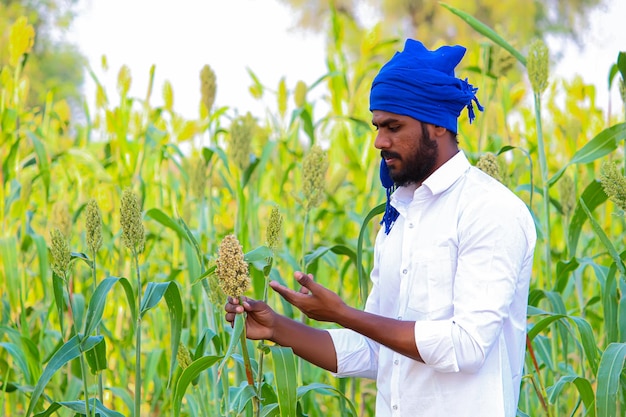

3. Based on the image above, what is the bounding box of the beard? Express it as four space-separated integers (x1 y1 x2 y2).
382 124 439 187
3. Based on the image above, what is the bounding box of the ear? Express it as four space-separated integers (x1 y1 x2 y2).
432 125 448 137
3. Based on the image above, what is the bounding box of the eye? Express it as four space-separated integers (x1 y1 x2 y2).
388 125 400 132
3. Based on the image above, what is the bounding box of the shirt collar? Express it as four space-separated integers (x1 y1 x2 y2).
422 150 470 196
390 150 470 213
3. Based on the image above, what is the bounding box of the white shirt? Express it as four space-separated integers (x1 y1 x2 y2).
328 151 536 417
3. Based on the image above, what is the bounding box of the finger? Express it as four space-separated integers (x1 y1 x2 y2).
295 272 322 293
224 303 245 314
269 280 303 304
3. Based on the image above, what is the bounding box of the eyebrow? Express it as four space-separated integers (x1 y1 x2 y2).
372 117 401 128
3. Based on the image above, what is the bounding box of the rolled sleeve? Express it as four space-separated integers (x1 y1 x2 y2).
328 328 379 379
413 320 459 372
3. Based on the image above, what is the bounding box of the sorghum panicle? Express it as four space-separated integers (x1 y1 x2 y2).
163 80 174 111
208 273 226 307
117 65 132 97
527 39 549 95
294 80 307 108
190 157 207 200
491 47 515 79
52 200 72 239
120 188 145 253
216 234 250 298
200 64 217 114
50 228 71 277
266 206 283 252
86 198 103 254
302 145 328 211
229 113 256 172
177 344 193 370
476 153 502 182
600 161 626 213
558 175 577 218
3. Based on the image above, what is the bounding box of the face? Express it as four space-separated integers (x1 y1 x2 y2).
372 110 439 186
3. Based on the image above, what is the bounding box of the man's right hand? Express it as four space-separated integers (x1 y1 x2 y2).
224 296 277 341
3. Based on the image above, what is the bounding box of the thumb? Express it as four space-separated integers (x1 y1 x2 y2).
294 272 320 293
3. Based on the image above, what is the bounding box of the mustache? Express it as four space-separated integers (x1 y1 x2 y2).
381 151 401 160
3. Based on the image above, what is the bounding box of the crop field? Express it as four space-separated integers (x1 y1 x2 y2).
1 7 626 417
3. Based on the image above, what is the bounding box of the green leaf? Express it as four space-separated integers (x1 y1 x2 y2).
26 335 103 417
357 203 385 302
163 281 184 386
296 382 358 416
439 3 526 65
299 108 315 145
217 312 245 380
549 123 626 186
51 272 65 333
24 131 50 201
172 355 223 417
270 346 297 417
617 51 626 80
0 237 20 317
568 180 607 256
0 342 31 382
85 337 107 374
34 398 124 417
546 375 595 417
580 198 626 278
230 382 258 414
140 282 170 317
138 281 183 385
146 208 190 242
70 251 93 268
244 245 273 264
596 342 626 417
84 276 119 336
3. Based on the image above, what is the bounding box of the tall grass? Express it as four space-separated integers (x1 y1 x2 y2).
1 7 625 416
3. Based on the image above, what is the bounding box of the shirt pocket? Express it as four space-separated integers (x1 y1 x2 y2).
407 247 455 319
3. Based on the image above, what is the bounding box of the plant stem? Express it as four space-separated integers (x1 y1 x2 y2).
91 249 104 404
533 92 552 288
133 251 142 417
66 277 91 417
238 296 259 415
301 210 309 273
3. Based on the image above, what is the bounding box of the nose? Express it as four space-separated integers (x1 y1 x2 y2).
374 130 391 150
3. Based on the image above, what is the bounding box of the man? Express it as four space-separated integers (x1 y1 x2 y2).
225 39 537 416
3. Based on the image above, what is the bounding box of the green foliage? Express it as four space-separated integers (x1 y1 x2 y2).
2 7 626 417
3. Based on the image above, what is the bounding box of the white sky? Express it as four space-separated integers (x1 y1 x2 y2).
67 0 626 120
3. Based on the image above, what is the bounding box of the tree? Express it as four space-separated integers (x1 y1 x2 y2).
0 0 85 108
277 0 606 54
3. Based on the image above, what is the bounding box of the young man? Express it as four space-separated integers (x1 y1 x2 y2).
225 39 537 416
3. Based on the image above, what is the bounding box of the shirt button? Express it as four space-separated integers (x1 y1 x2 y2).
394 359 399 365
397 316 402 320
402 269 408 274
408 223 414 228
393 405 398 410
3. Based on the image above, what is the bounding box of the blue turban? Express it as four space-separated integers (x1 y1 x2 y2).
371 39 484 234
369 39 483 134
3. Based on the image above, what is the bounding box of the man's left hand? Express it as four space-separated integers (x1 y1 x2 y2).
270 272 348 322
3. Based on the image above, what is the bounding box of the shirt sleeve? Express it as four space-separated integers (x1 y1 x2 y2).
328 329 379 379
328 228 386 379
414 196 535 373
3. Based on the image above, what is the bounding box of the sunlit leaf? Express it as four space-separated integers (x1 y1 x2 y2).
172 355 222 417
270 346 297 417
596 342 626 417
439 3 526 65
26 335 102 417
34 398 124 417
